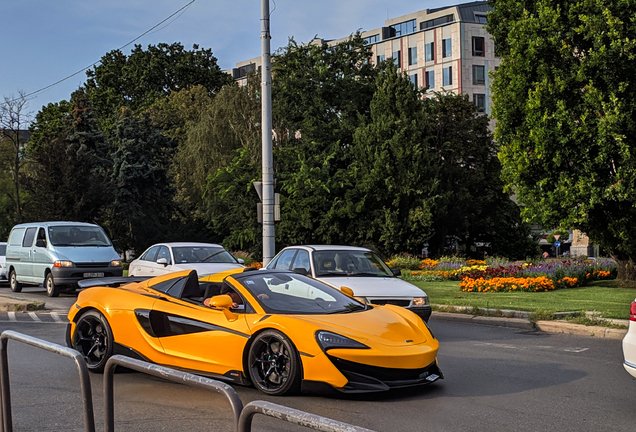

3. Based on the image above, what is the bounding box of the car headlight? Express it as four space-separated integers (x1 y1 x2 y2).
110 260 122 267
315 331 369 351
53 260 74 267
413 296 429 306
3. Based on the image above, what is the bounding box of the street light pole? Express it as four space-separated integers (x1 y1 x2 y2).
261 0 275 265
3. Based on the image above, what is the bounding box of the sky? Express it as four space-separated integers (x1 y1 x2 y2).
0 0 455 115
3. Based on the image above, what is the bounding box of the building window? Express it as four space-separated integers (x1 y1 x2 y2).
475 15 488 24
364 34 380 45
409 73 418 87
377 54 385 64
473 65 485 85
421 14 455 30
442 38 452 58
472 37 485 56
443 66 452 86
390 19 417 37
474 94 486 112
426 70 435 89
408 47 417 66
393 50 401 68
425 42 434 62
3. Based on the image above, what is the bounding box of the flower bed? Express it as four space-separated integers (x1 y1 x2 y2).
459 276 556 292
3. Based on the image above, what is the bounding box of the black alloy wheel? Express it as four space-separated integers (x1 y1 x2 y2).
248 330 301 395
9 270 22 293
72 310 114 372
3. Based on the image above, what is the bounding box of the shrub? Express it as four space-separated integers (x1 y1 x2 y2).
387 253 422 270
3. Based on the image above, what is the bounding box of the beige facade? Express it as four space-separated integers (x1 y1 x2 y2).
228 1 499 114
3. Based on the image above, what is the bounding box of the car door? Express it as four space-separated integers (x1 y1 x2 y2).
32 227 50 283
150 246 173 276
130 246 160 276
19 227 37 282
149 294 251 376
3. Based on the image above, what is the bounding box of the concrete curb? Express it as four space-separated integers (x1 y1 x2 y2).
431 311 628 339
0 295 45 312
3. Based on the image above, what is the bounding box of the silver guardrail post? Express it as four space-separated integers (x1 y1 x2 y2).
238 400 376 432
104 355 244 432
0 330 95 432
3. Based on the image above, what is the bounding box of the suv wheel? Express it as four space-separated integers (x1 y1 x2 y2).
45 273 60 297
10 270 22 293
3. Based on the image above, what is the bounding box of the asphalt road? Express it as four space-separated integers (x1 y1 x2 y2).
0 314 633 431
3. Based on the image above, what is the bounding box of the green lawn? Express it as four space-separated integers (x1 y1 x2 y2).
409 279 636 320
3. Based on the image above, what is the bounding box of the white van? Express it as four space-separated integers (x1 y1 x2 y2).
6 221 122 297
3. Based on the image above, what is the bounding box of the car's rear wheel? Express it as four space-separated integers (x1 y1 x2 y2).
9 270 22 293
45 273 60 297
72 310 114 372
248 329 301 395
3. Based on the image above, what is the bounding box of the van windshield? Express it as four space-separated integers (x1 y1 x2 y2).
48 226 112 247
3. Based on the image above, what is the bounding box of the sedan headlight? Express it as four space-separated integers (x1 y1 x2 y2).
315 331 369 351
412 296 429 306
110 260 122 267
53 260 74 267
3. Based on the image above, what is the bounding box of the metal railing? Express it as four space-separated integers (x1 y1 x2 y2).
0 330 95 432
0 331 376 432
104 355 244 432
238 400 376 432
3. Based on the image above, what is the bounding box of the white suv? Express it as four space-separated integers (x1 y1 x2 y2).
623 298 636 378
264 245 431 322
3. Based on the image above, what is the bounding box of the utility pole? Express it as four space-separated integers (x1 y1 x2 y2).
261 0 275 265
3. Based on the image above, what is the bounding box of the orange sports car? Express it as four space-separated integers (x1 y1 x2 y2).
66 268 442 395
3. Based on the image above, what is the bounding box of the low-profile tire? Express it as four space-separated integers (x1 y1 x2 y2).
45 273 60 297
247 329 301 396
72 310 114 372
9 270 22 293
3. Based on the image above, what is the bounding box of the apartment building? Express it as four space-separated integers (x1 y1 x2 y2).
229 1 499 114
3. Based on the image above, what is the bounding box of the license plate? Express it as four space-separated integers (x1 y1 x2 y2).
83 273 104 278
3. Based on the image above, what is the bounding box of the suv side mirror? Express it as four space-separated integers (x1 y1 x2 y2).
391 268 402 277
157 258 169 267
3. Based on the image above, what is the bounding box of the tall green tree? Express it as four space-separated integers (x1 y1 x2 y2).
85 43 233 130
488 0 636 277
351 67 437 255
24 89 111 223
105 116 176 252
273 34 380 247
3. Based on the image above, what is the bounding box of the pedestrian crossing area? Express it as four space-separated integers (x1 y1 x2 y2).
0 310 68 324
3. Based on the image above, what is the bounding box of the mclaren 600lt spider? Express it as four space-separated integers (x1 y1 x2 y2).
67 268 442 395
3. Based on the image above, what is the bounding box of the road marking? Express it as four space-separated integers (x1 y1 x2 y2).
8 312 16 322
475 342 589 353
28 312 41 322
50 312 63 323
564 347 589 353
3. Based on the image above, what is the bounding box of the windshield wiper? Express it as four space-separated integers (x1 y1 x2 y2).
201 251 224 262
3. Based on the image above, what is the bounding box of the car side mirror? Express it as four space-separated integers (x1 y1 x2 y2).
340 286 354 297
391 268 402 277
35 239 46 248
208 295 238 321
237 258 245 264
157 258 168 267
292 267 309 276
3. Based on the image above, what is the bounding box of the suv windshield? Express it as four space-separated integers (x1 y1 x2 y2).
172 246 238 264
234 271 366 315
48 226 112 247
313 250 393 277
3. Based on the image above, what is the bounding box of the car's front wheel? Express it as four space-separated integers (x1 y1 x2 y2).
247 329 301 395
9 270 22 293
72 310 114 372
45 273 60 297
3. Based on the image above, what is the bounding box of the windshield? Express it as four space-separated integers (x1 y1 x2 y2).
172 246 237 264
48 226 112 247
312 250 393 277
234 271 366 315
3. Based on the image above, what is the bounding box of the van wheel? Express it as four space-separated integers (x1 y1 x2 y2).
10 270 22 293
45 273 60 297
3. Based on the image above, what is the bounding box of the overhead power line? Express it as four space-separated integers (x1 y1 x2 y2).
11 0 197 103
